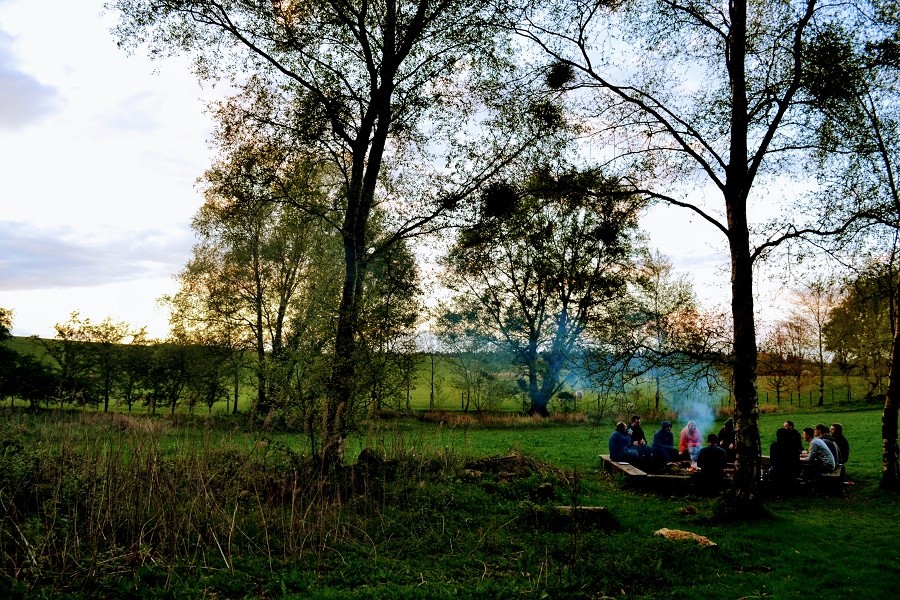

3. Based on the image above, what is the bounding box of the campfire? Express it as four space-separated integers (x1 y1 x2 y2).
662 461 698 477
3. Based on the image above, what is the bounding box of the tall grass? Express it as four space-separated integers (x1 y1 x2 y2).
0 411 435 595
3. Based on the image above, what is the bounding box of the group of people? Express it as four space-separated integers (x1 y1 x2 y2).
609 415 850 495
767 420 850 491
607 415 674 467
608 416 734 486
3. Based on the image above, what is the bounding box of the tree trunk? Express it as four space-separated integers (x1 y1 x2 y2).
232 365 239 415
321 71 395 470
721 0 762 516
254 242 268 418
323 248 360 470
881 278 900 490
430 351 435 410
725 212 763 515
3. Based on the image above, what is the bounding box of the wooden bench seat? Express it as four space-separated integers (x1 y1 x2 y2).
599 454 648 478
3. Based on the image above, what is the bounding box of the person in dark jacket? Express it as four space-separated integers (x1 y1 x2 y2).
767 427 800 493
628 415 647 445
627 415 652 461
694 434 728 495
644 421 676 472
651 421 677 463
718 418 736 462
782 420 804 455
830 422 850 464
609 421 639 463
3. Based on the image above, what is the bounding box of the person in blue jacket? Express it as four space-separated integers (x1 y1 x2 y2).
609 421 640 463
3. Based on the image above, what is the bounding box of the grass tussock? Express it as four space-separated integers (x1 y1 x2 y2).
1 412 403 596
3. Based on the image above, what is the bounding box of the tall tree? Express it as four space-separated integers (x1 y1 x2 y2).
168 150 339 418
623 251 726 411
355 233 423 415
512 0 861 513
0 307 11 338
800 2 900 487
759 328 792 405
85 318 146 413
45 312 142 411
444 167 644 416
435 302 518 413
118 330 151 413
111 0 547 466
0 310 57 412
144 340 189 416
824 264 894 399
0 308 17 404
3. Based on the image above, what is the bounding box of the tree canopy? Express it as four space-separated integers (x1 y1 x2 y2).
443 166 645 415
110 0 555 465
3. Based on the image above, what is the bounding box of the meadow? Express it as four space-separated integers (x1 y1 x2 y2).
1 403 897 599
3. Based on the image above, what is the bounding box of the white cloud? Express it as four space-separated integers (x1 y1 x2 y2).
0 220 193 290
0 29 61 130
0 0 217 338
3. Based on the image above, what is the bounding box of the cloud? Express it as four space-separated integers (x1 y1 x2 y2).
0 220 192 291
0 29 61 131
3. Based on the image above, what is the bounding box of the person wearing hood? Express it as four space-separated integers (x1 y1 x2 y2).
609 421 640 463
652 421 677 465
718 418 736 462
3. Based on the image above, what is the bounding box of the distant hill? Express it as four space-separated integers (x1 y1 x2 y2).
4 335 52 359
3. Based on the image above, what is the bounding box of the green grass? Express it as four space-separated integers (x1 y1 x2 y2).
2 405 898 598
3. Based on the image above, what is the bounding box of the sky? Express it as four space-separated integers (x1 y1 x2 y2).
0 0 740 341
0 0 219 338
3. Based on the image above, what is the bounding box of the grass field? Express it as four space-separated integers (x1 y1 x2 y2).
2 404 897 598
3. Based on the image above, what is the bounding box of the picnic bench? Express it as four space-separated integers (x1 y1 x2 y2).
758 454 845 495
600 454 696 493
601 453 845 495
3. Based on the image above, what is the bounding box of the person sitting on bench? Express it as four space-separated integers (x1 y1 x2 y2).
767 427 801 493
800 427 835 480
815 423 842 466
679 420 702 463
694 433 728 495
830 422 850 464
609 421 640 463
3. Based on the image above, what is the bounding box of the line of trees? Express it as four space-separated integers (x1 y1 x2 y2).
0 311 242 415
760 268 895 406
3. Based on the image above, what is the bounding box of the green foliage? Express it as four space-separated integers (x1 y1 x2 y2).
824 261 895 398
